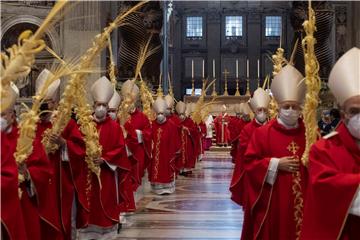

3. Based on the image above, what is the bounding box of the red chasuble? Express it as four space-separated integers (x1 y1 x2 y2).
244 119 307 240
38 119 89 239
214 113 231 145
230 119 262 206
123 109 152 190
89 116 130 227
182 117 200 168
301 123 360 240
1 128 27 240
228 117 246 163
149 120 181 184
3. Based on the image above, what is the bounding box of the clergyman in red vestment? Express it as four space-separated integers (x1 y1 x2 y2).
149 97 181 195
78 76 130 239
301 47 360 240
1 84 28 240
230 88 270 239
243 65 308 240
213 105 230 146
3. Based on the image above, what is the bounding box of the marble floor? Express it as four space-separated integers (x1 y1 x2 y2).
116 151 243 240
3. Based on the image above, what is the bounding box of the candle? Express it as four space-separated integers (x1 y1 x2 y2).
236 59 239 79
257 59 260 79
191 59 194 79
202 59 205 78
212 59 215 78
246 59 249 78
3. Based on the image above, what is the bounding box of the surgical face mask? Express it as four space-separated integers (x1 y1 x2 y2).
346 113 360 140
108 112 117 120
256 111 267 123
95 105 107 120
279 107 300 126
0 117 8 132
156 113 166 124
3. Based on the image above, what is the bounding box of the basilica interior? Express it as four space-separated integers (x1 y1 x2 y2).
1 1 360 239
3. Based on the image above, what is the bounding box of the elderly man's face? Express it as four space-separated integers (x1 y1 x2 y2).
342 96 360 124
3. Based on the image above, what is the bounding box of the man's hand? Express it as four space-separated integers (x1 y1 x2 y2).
278 156 299 173
49 134 66 147
94 158 104 166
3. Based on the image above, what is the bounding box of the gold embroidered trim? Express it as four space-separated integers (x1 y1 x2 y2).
287 141 304 240
153 128 162 180
181 128 186 166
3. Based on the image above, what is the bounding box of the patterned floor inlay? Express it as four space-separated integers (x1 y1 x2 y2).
116 151 243 239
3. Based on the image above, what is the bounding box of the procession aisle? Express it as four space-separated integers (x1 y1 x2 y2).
116 151 243 240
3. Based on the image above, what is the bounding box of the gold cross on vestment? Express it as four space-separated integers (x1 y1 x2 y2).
287 141 299 155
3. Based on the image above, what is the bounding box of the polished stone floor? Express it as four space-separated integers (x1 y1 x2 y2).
116 151 243 240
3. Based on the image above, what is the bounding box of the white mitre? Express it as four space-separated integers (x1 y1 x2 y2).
271 65 306 104
121 79 139 100
175 101 186 115
164 94 174 109
328 47 360 106
108 89 121 109
90 76 114 104
35 68 60 101
250 88 271 110
1 82 19 113
153 97 167 114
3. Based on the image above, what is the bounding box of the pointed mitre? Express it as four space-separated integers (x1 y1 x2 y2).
121 79 139 100
153 97 167 114
250 88 271 110
35 68 60 101
108 89 121 109
175 101 186 114
328 47 360 106
271 65 306 104
1 82 19 113
90 76 114 104
164 94 174 108
241 102 252 115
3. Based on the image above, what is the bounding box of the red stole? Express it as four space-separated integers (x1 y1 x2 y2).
149 120 181 184
1 128 28 240
89 117 129 227
214 113 230 144
228 117 246 162
124 109 152 190
244 119 307 240
301 123 360 240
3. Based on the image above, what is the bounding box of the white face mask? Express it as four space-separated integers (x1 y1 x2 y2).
256 111 267 123
95 105 107 120
279 108 300 126
346 113 360 140
108 112 117 120
156 114 166 124
0 117 8 132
